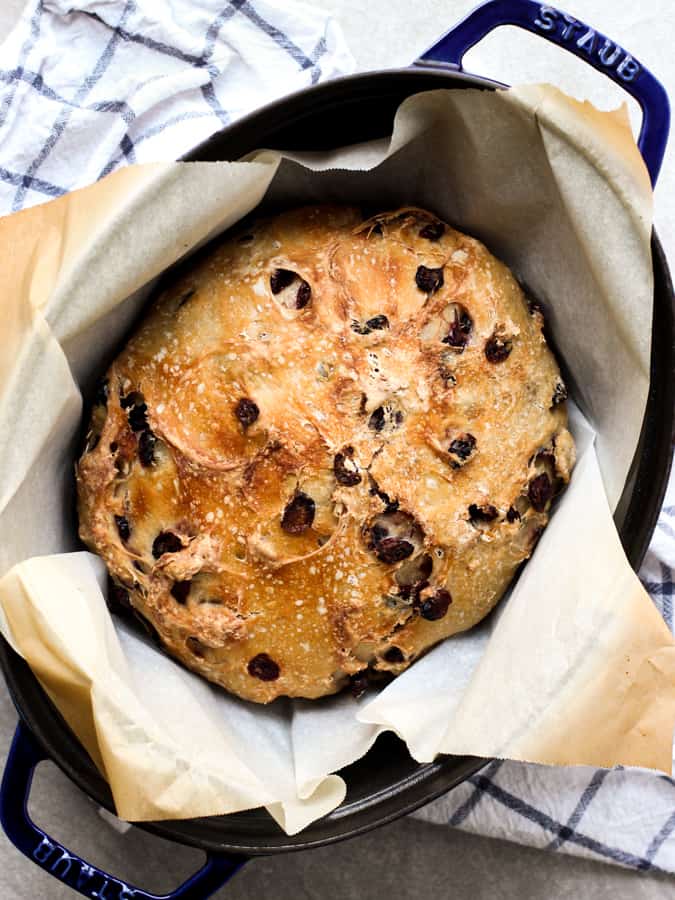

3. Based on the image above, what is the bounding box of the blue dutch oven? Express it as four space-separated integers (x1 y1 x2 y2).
1 1 673 897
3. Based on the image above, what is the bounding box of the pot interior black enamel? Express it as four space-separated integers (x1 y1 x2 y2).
0 0 673 887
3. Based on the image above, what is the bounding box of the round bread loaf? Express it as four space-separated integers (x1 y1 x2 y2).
77 206 575 703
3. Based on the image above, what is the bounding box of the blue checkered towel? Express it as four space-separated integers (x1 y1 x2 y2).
0 0 354 211
2 0 675 876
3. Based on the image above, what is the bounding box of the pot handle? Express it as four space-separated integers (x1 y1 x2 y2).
415 0 670 185
0 722 247 899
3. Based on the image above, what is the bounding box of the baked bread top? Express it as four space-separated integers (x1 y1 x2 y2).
77 205 575 703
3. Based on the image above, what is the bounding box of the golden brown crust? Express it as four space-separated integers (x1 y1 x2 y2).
76 205 575 703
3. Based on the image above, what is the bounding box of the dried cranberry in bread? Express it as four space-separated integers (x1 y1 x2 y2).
77 206 575 703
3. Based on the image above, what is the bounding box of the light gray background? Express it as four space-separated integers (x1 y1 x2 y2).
1 1 674 897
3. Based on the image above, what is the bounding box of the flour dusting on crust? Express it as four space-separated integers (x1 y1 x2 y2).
77 206 575 703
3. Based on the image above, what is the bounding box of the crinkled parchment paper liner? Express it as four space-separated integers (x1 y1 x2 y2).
1 85 674 835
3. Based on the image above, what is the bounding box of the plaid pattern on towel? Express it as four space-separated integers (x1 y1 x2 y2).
0 0 354 211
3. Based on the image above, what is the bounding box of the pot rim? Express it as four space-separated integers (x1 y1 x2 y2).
1 62 672 856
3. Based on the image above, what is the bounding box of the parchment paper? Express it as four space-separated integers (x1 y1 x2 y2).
1 84 674 835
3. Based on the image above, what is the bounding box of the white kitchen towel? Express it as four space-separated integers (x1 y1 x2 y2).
0 0 354 212
2 0 675 877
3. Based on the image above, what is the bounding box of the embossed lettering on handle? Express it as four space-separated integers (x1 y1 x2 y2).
416 0 670 185
0 723 246 900
33 836 138 899
532 5 640 82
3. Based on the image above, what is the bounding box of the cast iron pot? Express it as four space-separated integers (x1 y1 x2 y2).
1 1 673 897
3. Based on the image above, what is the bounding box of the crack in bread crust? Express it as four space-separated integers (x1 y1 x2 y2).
76 205 575 703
